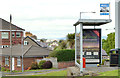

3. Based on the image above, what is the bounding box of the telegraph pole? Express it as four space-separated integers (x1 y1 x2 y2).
10 14 12 72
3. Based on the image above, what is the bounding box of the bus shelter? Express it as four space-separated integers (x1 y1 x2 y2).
73 19 112 73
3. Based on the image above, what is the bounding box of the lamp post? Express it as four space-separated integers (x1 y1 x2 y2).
10 14 12 73
79 12 96 73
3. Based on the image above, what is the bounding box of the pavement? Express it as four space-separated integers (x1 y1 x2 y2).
85 67 119 73
2 68 66 76
2 67 119 76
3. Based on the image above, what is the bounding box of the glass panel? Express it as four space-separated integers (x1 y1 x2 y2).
2 32 8 39
16 32 21 37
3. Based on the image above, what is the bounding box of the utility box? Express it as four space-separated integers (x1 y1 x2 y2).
110 48 120 67
118 48 120 67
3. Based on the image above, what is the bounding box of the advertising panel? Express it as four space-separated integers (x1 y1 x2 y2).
76 29 101 64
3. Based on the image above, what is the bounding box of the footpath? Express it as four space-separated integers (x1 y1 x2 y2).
2 68 66 76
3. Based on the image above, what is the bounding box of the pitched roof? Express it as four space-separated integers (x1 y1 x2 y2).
102 49 108 56
0 18 25 31
24 46 50 57
24 36 48 48
0 44 50 57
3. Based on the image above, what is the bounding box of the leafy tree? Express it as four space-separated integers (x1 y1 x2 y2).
54 40 67 50
102 32 115 55
66 33 75 49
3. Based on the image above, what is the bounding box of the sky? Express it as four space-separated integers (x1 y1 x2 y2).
0 0 115 39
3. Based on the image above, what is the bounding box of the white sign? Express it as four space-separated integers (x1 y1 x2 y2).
86 59 100 63
100 3 110 15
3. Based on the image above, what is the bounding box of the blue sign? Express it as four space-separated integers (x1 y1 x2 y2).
100 3 110 15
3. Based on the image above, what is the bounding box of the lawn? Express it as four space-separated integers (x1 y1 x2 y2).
99 69 119 76
2 69 120 78
32 70 67 76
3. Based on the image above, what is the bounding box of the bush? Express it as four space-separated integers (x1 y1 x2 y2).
30 62 39 69
102 59 106 65
42 61 52 69
77 60 80 64
1 67 5 71
49 49 75 62
6 69 10 72
38 60 46 69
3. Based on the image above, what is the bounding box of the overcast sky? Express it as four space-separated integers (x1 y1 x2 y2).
0 0 115 39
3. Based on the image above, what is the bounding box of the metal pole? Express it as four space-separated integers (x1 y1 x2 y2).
109 2 110 19
21 32 24 72
75 26 77 64
101 29 102 64
80 12 81 19
80 23 83 73
10 14 12 72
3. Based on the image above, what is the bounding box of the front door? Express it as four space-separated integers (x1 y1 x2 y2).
12 57 14 71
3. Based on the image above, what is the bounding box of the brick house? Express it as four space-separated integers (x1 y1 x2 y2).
0 18 25 48
0 18 51 71
1 44 50 71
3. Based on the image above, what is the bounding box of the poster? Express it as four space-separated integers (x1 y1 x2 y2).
77 29 101 64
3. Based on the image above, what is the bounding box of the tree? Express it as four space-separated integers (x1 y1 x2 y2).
66 33 75 49
102 32 115 55
54 40 67 50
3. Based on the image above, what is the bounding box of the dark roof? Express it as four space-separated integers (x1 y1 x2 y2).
24 36 48 48
0 18 25 31
0 44 50 57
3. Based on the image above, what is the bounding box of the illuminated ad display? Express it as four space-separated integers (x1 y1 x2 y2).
83 29 101 64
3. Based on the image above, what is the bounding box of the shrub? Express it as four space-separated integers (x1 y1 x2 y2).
42 61 52 69
1 67 5 71
49 49 75 62
30 62 39 69
38 60 46 69
102 59 106 65
77 59 80 64
6 69 10 72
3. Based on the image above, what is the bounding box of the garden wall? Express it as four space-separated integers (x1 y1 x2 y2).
58 61 75 69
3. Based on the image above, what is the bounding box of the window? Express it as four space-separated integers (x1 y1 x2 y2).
16 32 21 37
17 57 21 66
24 41 28 45
5 57 9 66
86 52 92 55
94 52 98 55
2 32 8 39
1 45 8 48
12 32 15 37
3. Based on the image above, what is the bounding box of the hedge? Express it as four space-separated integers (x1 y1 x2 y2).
49 49 75 62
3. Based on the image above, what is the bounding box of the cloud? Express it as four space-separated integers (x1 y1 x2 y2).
0 0 115 39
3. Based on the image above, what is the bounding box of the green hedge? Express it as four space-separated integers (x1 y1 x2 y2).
49 49 75 62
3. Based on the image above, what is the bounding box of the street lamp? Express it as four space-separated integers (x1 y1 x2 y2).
80 12 96 19
79 11 96 73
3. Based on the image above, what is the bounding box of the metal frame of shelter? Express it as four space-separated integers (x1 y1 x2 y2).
73 19 112 73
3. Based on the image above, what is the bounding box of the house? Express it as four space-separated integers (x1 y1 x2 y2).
0 18 25 48
0 18 51 71
0 36 51 71
102 49 109 59
0 44 50 71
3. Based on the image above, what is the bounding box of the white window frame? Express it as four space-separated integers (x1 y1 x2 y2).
24 41 28 45
16 32 21 37
17 57 21 66
1 32 9 39
5 57 9 66
12 32 15 37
